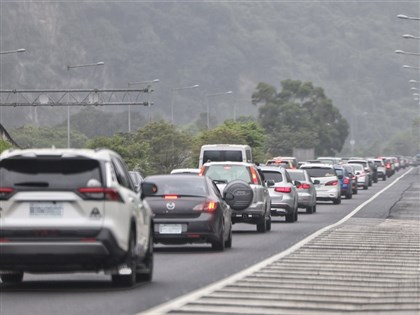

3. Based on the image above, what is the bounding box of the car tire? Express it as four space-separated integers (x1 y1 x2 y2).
333 194 341 205
285 211 294 222
313 204 317 213
368 179 372 187
383 175 386 181
136 228 153 282
266 215 272 231
224 225 232 248
353 188 358 195
112 230 137 287
212 228 225 251
363 184 368 190
346 190 352 199
256 218 267 233
0 272 24 284
306 204 314 214
294 207 298 222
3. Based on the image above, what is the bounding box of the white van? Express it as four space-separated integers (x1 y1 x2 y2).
199 144 252 168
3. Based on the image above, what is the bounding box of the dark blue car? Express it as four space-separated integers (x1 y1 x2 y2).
334 166 353 199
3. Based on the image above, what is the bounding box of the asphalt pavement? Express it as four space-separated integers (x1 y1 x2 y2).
143 167 420 315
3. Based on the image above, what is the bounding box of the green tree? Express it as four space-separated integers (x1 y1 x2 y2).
86 133 151 174
134 121 195 174
10 125 88 148
253 80 349 156
0 140 12 153
193 119 267 165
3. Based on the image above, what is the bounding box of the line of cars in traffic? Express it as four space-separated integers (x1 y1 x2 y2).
141 151 413 255
0 145 414 287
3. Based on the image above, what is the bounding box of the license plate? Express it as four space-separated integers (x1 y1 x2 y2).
159 224 182 234
30 202 63 217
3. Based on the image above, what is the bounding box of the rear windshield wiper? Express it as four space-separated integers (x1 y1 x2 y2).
213 179 228 184
14 182 49 187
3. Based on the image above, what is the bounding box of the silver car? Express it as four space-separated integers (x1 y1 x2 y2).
200 162 271 233
260 166 299 222
349 163 369 190
287 169 317 214
300 163 341 204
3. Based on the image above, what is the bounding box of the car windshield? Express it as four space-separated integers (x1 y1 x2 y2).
301 167 335 177
205 165 251 183
0 157 102 190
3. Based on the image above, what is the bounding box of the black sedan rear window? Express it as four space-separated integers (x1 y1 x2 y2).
146 176 207 196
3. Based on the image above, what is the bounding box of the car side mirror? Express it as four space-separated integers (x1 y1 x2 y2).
266 179 275 187
313 179 320 185
337 174 343 180
140 182 158 199
293 180 301 187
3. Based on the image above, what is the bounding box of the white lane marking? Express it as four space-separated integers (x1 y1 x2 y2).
138 168 415 315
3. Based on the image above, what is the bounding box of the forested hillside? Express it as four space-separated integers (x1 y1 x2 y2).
0 1 418 155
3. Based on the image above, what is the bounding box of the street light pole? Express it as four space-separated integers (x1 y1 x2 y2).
403 34 420 40
403 65 420 70
397 14 420 21
0 48 26 55
66 61 104 148
205 91 233 129
395 50 420 56
170 84 199 124
127 79 159 131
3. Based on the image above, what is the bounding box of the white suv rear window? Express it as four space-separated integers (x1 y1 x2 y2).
0 158 102 190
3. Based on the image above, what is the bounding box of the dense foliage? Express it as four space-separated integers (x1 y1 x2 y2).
0 140 12 153
1 2 418 156
253 80 349 156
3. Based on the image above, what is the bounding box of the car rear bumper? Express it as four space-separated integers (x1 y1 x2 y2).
0 229 127 272
153 217 223 245
316 188 340 200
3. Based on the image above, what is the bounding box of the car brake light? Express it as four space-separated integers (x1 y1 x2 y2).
343 178 350 184
78 187 123 202
249 167 259 184
199 166 206 176
193 200 218 213
325 180 338 186
386 163 391 169
164 194 179 199
0 187 14 200
298 183 311 189
275 187 292 193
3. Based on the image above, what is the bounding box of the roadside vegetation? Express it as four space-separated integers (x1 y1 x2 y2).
8 80 418 175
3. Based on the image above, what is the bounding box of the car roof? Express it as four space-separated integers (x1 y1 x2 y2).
146 174 206 181
203 161 254 167
260 166 286 172
0 147 118 162
300 163 334 169
170 168 200 174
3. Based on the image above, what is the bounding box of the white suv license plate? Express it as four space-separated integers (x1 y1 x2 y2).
158 224 182 234
30 202 63 217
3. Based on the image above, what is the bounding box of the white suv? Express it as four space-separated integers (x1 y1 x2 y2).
300 163 341 204
0 148 153 286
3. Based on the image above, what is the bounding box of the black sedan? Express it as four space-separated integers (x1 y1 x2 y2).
142 174 232 251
